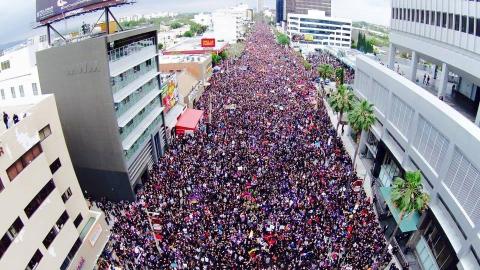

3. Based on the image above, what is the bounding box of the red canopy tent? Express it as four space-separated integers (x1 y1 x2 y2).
175 109 204 135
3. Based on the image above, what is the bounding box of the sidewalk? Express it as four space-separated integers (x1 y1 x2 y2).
320 86 404 270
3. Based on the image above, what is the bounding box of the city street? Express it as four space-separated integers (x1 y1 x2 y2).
97 23 391 269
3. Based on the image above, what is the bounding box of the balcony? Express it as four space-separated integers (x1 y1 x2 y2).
119 98 162 141
123 107 164 160
114 78 159 119
111 58 157 95
116 88 161 127
108 37 157 77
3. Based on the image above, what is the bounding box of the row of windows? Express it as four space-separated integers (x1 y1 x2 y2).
392 7 480 37
299 23 350 32
298 18 351 26
0 83 39 100
0 60 10 70
43 211 69 249
0 217 23 259
0 125 51 192
24 179 56 218
6 143 43 181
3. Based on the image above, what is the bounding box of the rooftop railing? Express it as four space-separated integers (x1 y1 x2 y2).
108 37 155 62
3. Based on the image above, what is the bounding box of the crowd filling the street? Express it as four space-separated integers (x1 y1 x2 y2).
96 23 392 269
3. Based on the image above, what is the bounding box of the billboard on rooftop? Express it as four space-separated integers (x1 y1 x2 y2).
36 0 130 24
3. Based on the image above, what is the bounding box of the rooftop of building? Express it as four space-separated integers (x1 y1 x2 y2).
159 53 211 64
288 10 352 22
0 95 50 136
164 35 228 55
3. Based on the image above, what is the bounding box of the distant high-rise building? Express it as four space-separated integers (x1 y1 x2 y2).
286 0 331 17
257 0 264 12
276 0 285 23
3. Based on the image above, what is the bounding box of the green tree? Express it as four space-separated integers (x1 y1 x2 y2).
303 60 312 70
389 171 430 243
170 21 182 29
317 64 333 80
328 85 355 133
335 67 345 85
219 51 228 60
212 54 222 65
348 100 376 168
158 43 164 50
183 31 194 37
276 33 290 46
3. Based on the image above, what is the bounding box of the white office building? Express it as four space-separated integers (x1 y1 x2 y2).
0 35 48 102
351 1 480 269
0 95 109 270
213 4 250 44
287 10 351 49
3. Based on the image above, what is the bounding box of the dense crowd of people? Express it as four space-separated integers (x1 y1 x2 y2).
96 23 391 269
307 52 355 85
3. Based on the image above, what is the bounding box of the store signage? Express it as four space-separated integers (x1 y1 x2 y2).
67 61 100 76
201 38 216 48
304 34 314 42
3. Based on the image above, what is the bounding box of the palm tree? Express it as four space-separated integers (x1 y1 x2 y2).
389 171 431 243
335 67 345 85
317 64 333 81
328 85 355 133
348 100 376 168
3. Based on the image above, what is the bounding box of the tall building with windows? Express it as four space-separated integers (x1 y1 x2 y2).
287 10 351 49
351 1 480 269
0 95 109 270
286 0 331 17
0 35 48 102
276 0 285 23
36 26 167 202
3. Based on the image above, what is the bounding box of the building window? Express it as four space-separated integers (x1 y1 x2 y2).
420 10 424 23
61 188 72 203
49 158 61 174
448 13 453 29
42 211 69 249
73 213 83 228
25 249 43 270
0 89 4 100
133 65 140 73
477 18 480 37
60 238 82 270
0 60 10 70
7 143 43 181
436 11 441 27
431 11 435 25
425 11 429 25
469 17 475 35
39 125 51 141
0 178 3 193
462 15 467 32
19 85 24 97
10 87 15 98
455 14 460 31
32 83 38 96
146 59 152 67
24 179 55 218
415 9 419 23
0 217 24 259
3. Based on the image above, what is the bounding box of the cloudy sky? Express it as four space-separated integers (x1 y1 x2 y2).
0 0 390 44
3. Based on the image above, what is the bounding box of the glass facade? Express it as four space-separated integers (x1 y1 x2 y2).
118 97 161 141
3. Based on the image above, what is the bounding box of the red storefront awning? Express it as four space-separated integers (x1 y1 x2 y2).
175 109 204 135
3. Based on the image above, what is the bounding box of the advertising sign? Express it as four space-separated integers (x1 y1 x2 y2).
304 34 314 42
161 80 178 113
36 0 128 23
201 38 216 48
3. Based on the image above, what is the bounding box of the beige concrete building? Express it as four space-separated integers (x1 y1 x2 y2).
159 54 213 84
177 70 206 108
0 95 109 270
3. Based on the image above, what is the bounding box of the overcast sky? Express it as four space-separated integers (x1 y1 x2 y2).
0 0 390 44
